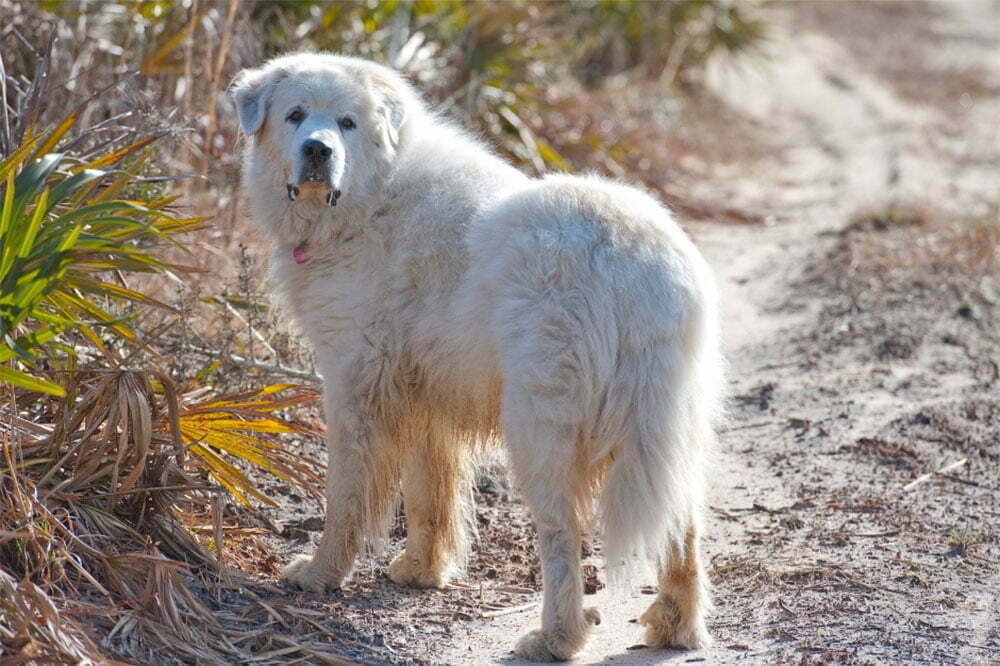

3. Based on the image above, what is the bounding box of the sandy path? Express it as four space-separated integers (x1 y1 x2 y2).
433 3 1000 664
438 25 857 666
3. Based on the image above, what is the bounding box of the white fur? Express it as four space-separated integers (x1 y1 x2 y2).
232 53 723 661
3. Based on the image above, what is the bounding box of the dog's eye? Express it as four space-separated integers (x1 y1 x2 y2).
286 108 306 124
338 117 356 130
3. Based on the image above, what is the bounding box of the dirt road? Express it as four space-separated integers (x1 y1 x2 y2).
429 3 1000 664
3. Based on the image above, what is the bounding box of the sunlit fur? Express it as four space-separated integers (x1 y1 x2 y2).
232 53 723 662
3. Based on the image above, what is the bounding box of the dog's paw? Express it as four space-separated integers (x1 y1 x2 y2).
388 551 451 588
514 629 563 662
639 599 711 650
282 554 342 593
513 609 599 662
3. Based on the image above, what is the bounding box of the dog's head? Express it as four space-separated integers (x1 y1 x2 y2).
231 54 413 234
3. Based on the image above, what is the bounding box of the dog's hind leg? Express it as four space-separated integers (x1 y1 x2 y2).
503 393 599 662
639 521 712 650
389 416 469 588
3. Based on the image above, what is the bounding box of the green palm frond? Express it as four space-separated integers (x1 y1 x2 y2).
1 129 206 395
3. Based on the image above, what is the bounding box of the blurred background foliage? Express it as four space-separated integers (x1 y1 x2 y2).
8 0 770 177
0 1 769 662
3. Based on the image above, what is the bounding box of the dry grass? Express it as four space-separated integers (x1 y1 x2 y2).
842 203 1000 286
0 567 110 664
0 374 376 664
0 372 340 663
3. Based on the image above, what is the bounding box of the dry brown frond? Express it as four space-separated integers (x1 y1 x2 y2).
0 373 347 664
0 567 112 665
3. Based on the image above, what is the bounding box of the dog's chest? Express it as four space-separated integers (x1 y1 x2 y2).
277 240 385 354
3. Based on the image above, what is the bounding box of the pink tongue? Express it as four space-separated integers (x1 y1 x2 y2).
293 244 309 264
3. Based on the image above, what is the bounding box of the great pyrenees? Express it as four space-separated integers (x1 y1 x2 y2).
232 53 723 661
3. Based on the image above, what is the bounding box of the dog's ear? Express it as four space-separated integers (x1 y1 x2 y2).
230 67 285 137
378 94 406 150
370 72 408 152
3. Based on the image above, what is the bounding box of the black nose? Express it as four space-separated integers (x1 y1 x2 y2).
302 139 333 163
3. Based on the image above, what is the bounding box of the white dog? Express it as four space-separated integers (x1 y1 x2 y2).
232 53 723 661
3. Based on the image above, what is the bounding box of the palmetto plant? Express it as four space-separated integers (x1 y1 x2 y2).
0 56 328 662
0 128 201 395
0 368 325 663
0 114 324 500
177 383 324 507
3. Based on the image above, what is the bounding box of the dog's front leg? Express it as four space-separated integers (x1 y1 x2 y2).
284 400 399 593
389 416 470 588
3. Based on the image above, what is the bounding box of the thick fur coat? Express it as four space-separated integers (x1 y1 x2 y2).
232 53 723 661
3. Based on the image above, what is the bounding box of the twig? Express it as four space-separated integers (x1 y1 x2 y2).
710 505 739 522
720 420 776 433
178 343 320 382
266 635 364 665
202 0 240 175
480 601 538 618
728 502 787 514
496 584 537 595
903 458 968 491
777 597 794 616
967 643 1000 653
135 174 209 183
849 530 900 538
940 474 1000 492
0 52 10 156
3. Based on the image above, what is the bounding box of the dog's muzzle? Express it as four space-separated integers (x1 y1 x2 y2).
287 138 342 206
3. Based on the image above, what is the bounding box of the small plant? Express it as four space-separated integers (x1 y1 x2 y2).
947 530 979 556
177 382 324 506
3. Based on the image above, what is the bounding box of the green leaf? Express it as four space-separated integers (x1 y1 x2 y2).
0 326 62 362
46 169 106 213
12 154 62 210
0 364 65 396
0 172 15 258
15 189 50 261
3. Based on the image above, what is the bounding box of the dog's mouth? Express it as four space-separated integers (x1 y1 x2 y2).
286 180 342 206
286 154 343 206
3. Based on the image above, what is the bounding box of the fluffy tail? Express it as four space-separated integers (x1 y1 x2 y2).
598 297 723 585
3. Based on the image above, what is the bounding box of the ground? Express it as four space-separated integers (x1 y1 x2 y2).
204 3 999 665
